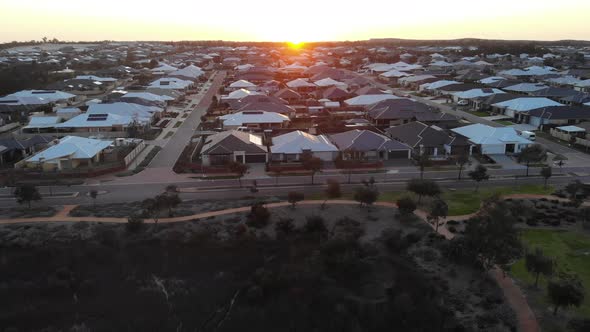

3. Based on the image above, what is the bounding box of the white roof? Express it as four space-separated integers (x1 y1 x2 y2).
452 124 533 145
545 76 582 86
314 78 347 88
453 88 505 99
556 125 586 133
24 116 61 129
26 136 113 163
75 75 117 82
286 78 316 88
169 65 204 79
504 83 548 93
225 89 261 100
149 77 193 90
229 80 256 88
379 69 411 78
86 102 161 120
55 107 81 114
478 76 506 84
235 64 255 71
421 80 460 90
0 90 75 104
220 111 289 126
122 92 175 102
151 63 178 73
430 60 453 67
398 75 437 84
493 97 562 112
344 94 400 106
574 79 590 88
271 130 338 154
55 113 136 128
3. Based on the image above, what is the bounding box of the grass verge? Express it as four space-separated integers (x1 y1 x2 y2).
510 229 590 318
308 184 554 216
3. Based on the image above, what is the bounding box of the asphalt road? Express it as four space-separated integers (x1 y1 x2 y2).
149 71 226 168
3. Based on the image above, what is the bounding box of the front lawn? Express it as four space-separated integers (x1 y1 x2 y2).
511 229 590 318
471 111 490 117
496 120 514 126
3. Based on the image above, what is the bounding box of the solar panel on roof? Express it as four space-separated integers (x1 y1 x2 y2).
87 113 108 121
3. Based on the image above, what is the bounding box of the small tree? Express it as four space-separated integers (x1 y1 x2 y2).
228 161 249 188
428 198 448 233
287 191 304 209
89 190 98 208
301 152 323 185
417 154 432 180
525 248 554 288
455 153 471 180
396 197 417 216
517 144 547 177
165 184 178 193
322 179 342 209
541 166 552 189
468 164 489 192
406 178 441 203
353 185 379 211
548 274 585 315
14 184 42 208
141 198 162 224
159 193 181 217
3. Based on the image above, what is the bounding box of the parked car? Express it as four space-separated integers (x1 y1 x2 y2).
457 100 469 106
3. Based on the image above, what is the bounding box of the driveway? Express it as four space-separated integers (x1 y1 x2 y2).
487 154 526 170
536 136 590 167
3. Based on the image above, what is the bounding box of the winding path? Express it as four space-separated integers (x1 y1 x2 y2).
0 195 548 332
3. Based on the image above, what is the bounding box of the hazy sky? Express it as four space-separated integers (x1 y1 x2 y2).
1 0 589 42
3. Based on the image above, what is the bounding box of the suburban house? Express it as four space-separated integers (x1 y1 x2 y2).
451 124 533 155
343 94 400 107
228 80 257 91
519 106 590 128
452 88 505 103
504 83 548 95
368 98 458 128
0 135 52 165
218 111 290 130
492 97 563 118
200 130 268 166
270 130 339 162
329 129 411 160
20 136 113 171
386 122 470 158
274 88 302 104
149 77 193 91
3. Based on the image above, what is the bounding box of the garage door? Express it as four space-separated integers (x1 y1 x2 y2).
245 154 267 163
388 150 409 159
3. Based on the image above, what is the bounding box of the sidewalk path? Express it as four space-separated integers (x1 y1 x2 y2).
0 197 542 332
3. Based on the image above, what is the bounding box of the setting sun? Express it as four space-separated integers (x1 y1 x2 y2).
288 41 304 49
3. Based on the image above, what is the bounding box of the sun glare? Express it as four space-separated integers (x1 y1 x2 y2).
288 41 304 49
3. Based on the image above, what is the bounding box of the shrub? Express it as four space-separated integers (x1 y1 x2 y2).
246 202 270 228
275 217 295 235
126 215 144 232
404 231 423 244
287 191 304 208
304 215 327 234
448 226 457 233
397 196 417 216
